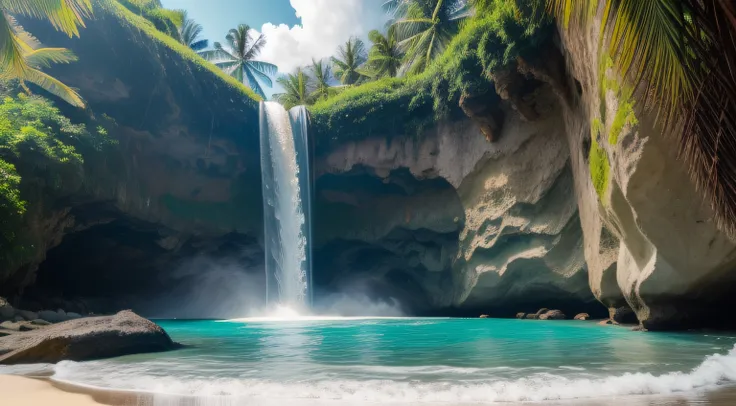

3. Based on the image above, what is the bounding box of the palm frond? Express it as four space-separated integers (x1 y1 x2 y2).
24 47 77 68
243 65 266 98
23 67 84 107
0 13 29 79
3 0 93 37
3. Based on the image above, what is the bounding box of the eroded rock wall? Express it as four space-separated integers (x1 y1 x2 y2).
315 88 600 315
554 16 736 329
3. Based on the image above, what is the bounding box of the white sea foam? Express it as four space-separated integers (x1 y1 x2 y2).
41 345 736 404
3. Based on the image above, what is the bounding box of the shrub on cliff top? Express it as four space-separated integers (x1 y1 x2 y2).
309 0 552 152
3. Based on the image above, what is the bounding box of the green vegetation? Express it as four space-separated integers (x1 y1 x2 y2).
362 27 403 79
0 0 91 107
273 68 313 110
0 91 114 262
98 0 261 102
387 0 468 75
608 89 637 145
310 0 552 150
588 119 610 201
201 24 277 99
331 37 368 85
550 0 736 234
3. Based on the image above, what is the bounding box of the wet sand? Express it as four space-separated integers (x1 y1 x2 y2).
3 374 736 406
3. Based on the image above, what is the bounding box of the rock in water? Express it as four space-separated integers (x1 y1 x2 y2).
479 314 489 318
515 312 526 319
15 310 38 321
0 298 15 321
37 310 68 323
535 308 549 317
539 310 566 320
612 307 638 324
574 313 590 320
525 313 539 320
0 310 176 365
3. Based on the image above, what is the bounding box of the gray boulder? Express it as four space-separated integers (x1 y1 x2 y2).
0 298 15 321
38 310 68 323
0 310 176 364
66 312 82 320
574 313 590 321
535 308 550 317
515 312 526 319
525 313 539 320
30 319 51 326
539 310 566 320
15 310 38 321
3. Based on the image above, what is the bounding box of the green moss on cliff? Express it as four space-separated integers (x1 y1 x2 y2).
97 0 261 103
309 0 553 151
589 119 610 201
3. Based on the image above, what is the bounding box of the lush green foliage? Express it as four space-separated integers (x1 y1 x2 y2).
99 0 261 102
361 27 403 79
0 0 91 107
331 37 368 85
0 92 113 258
310 0 552 150
388 0 469 75
273 69 314 110
201 24 278 98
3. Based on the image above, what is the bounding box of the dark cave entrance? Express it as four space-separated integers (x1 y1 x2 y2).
23 204 265 318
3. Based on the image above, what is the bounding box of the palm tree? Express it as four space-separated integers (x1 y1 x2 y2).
310 58 332 101
202 24 277 98
1 0 91 107
331 37 367 85
547 1 736 235
178 11 208 52
364 27 403 78
388 0 468 75
273 68 313 110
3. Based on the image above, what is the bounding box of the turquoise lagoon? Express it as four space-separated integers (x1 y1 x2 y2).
7 318 736 404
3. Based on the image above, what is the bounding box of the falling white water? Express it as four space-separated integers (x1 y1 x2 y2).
259 102 312 310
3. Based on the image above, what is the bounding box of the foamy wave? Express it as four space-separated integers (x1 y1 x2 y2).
45 345 736 404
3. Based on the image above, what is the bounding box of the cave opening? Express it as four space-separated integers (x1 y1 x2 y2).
20 204 265 319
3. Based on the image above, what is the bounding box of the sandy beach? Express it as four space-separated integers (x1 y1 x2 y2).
1 375 105 405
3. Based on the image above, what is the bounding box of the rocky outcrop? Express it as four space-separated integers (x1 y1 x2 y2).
2 5 265 310
0 310 175 365
545 14 736 329
315 88 603 316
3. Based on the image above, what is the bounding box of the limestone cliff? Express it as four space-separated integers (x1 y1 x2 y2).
548 22 736 329
314 88 600 316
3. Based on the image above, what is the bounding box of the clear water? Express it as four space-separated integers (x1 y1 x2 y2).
6 318 736 404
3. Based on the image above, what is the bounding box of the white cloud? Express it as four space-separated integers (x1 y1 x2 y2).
257 0 388 73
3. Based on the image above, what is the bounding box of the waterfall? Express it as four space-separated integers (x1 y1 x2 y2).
259 102 312 310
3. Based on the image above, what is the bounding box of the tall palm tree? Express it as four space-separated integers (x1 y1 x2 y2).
548 1 736 235
202 24 277 99
365 27 403 78
178 11 207 52
389 0 468 74
331 36 367 85
310 58 332 101
273 68 313 110
1 0 91 108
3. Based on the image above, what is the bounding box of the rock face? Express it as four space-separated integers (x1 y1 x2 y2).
1 7 265 314
315 88 602 316
0 311 175 365
549 15 736 329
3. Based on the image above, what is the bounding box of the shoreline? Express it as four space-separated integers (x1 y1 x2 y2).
2 374 736 406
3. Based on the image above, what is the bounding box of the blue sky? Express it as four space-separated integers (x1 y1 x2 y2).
160 0 387 99
160 0 300 47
